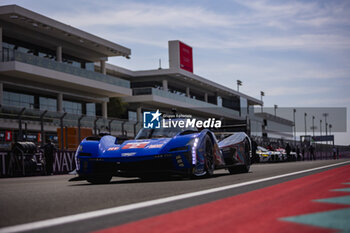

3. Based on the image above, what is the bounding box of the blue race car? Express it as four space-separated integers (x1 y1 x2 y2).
74 121 251 184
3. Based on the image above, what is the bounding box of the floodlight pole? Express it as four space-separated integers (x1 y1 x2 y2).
237 80 242 92
274 105 278 116
40 110 48 146
304 113 307 136
312 116 315 137
260 91 264 113
323 113 329 136
293 109 296 143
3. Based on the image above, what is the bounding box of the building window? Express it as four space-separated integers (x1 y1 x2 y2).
217 96 222 107
222 96 240 111
3 91 34 109
63 100 82 115
240 97 248 117
86 103 96 116
39 97 57 111
3 37 94 71
85 62 95 71
128 111 137 122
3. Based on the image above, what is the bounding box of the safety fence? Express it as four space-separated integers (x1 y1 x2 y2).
0 105 142 149
0 149 76 177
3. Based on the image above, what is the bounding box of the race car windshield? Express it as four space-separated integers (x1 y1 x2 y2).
135 124 198 139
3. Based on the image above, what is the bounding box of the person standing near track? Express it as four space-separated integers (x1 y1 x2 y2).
42 139 56 175
296 146 300 161
309 144 315 160
251 139 258 163
302 144 305 161
336 147 339 159
285 143 291 161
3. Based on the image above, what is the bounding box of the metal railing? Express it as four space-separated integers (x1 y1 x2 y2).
1 48 130 88
133 87 215 107
0 105 140 141
133 87 240 117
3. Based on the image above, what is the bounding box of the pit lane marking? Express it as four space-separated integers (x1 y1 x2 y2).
1 161 349 233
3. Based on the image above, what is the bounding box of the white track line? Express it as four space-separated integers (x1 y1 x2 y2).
1 161 349 233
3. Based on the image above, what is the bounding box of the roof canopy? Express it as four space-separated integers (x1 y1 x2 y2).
0 5 131 61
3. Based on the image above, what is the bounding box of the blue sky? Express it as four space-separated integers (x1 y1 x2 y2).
2 0 349 145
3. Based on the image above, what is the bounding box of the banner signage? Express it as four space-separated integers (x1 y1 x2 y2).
312 135 334 142
5 131 12 142
179 41 193 73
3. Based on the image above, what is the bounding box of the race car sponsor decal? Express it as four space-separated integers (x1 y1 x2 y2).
107 146 120 151
122 142 149 149
121 152 137 157
147 144 164 149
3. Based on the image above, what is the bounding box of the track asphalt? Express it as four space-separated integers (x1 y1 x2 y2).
0 159 349 233
96 162 350 233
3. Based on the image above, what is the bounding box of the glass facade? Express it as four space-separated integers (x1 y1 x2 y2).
222 96 240 111
217 96 222 107
2 39 94 71
39 97 57 111
63 100 82 115
3 91 35 109
240 97 248 117
86 103 96 116
85 62 95 71
3 91 98 115
128 111 137 122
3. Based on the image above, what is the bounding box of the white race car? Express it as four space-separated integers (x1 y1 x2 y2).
257 146 285 162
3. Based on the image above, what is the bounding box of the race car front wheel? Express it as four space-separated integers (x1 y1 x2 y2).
204 135 214 177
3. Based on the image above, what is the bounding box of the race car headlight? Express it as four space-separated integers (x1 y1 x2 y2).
187 137 199 165
74 145 82 171
75 145 83 157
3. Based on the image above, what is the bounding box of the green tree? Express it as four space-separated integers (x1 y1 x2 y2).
107 97 128 119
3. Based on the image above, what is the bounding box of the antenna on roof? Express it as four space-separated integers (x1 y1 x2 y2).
158 59 162 70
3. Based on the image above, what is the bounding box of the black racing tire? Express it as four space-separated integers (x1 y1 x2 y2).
239 156 250 173
241 141 251 172
87 175 112 184
228 166 236 174
204 135 214 177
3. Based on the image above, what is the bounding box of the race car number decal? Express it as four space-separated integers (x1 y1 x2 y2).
107 146 120 151
122 142 149 149
148 144 164 149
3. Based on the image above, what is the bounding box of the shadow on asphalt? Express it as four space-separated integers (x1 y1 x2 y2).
68 172 242 186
